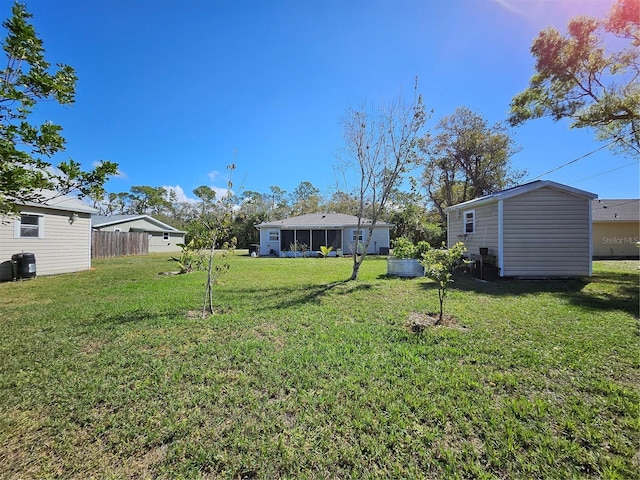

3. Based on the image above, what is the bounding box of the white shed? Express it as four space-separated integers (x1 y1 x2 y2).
445 181 597 278
256 213 392 257
0 190 97 281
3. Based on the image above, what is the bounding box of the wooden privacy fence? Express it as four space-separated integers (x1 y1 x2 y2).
92 231 149 258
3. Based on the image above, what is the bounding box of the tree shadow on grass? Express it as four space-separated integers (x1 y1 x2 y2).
88 308 180 327
442 271 639 317
228 280 374 312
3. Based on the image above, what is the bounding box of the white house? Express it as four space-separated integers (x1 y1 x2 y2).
445 180 597 278
91 215 185 253
256 213 393 257
0 190 97 281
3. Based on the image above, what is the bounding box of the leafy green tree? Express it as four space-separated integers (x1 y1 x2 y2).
231 190 271 247
290 180 323 216
388 203 445 247
420 241 466 325
193 185 216 215
341 80 428 280
266 185 289 220
0 2 117 214
324 189 360 215
129 185 172 215
509 0 639 157
420 107 524 223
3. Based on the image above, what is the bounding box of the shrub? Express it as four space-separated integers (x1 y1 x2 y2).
392 237 430 259
420 241 467 324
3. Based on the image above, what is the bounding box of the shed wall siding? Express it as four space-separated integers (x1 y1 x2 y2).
447 202 499 256
466 203 499 256
0 208 92 281
502 188 591 276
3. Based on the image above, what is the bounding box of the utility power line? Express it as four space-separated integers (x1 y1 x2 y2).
572 160 639 184
527 140 616 181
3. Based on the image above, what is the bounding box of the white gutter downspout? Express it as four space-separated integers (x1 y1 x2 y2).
498 199 504 276
588 200 593 276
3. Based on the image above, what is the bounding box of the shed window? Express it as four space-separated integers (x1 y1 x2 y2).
269 231 279 241
17 214 43 238
464 210 475 234
163 232 170 241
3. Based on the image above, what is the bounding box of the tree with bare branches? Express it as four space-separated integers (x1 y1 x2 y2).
340 81 428 280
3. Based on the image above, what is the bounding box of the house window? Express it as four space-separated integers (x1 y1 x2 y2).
17 214 43 238
269 231 279 242
464 210 475 234
163 232 170 241
352 230 363 242
114 228 121 232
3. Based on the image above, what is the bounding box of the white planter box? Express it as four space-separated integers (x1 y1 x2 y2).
387 258 425 277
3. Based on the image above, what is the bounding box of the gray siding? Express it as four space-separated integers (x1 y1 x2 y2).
447 202 499 256
148 232 184 253
502 188 591 277
0 207 92 281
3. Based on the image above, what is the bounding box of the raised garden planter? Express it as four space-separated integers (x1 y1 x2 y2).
387 258 425 277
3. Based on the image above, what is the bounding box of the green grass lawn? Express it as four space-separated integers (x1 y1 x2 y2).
0 253 638 479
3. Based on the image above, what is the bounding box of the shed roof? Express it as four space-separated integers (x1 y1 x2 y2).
16 189 97 214
92 214 185 233
592 199 639 222
444 180 597 212
257 213 393 228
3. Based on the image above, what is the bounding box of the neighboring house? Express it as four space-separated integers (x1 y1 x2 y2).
0 190 97 281
256 213 393 257
592 199 639 259
445 180 597 278
92 215 186 253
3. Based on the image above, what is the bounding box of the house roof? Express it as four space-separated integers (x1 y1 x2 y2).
592 199 640 222
256 213 393 229
16 189 98 214
92 214 185 233
444 180 597 212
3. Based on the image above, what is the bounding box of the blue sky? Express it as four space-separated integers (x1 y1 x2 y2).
12 0 639 203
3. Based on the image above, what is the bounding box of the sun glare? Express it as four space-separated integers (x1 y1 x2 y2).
494 0 616 28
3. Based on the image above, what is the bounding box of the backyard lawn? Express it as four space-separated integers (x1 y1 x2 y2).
0 253 638 479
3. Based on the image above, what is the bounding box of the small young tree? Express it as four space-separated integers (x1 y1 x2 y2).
420 241 466 325
189 164 237 317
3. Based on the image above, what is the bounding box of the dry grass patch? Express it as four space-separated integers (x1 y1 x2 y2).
405 311 469 333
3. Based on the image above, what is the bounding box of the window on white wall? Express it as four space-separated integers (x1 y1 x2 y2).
464 210 475 234
163 232 170 241
16 214 43 238
269 231 279 241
